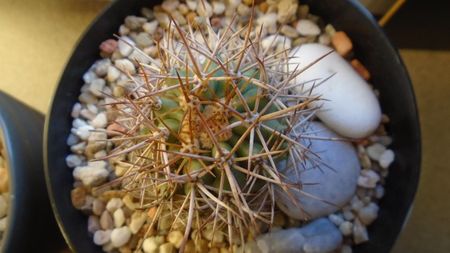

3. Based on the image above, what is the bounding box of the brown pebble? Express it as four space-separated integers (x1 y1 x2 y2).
71 187 86 209
93 199 106 216
351 59 371 80
331 31 353 56
107 123 127 136
99 39 118 55
100 210 114 230
259 2 269 13
148 207 157 219
211 17 222 29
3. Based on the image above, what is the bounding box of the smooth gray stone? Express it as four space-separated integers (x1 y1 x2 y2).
275 122 360 220
255 218 343 253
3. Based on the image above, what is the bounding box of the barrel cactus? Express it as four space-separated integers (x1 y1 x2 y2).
101 14 326 251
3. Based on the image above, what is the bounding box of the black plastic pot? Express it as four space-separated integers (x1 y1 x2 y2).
44 0 421 252
0 91 65 252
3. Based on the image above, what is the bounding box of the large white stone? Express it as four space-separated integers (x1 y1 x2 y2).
275 122 360 220
288 43 382 138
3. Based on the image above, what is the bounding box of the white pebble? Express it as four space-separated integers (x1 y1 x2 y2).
71 103 82 118
73 161 108 186
328 214 344 226
161 0 179 12
379 149 395 168
296 19 321 36
366 143 386 161
89 79 106 97
70 142 86 154
73 125 94 140
113 208 126 227
350 197 364 212
143 20 159 34
212 1 226 15
91 112 108 128
342 209 354 221
94 229 112 245
129 211 147 234
87 104 98 114
115 59 136 74
106 198 123 213
83 71 97 84
0 195 7 218
353 219 369 244
110 226 132 248
80 108 96 120
357 169 380 188
257 13 278 33
66 154 83 168
72 118 87 128
118 36 135 57
66 133 80 146
186 0 197 10
339 221 353 236
319 34 331 45
0 217 7 232
79 92 98 104
107 66 121 82
358 203 379 225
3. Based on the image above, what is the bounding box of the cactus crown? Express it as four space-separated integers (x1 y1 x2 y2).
102 11 322 250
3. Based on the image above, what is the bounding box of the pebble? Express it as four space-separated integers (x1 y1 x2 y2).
277 0 298 24
70 142 86 155
161 0 179 12
275 122 360 220
318 34 331 45
357 203 379 225
73 161 109 186
256 218 342 253
66 154 83 168
67 133 80 146
340 245 353 253
159 242 175 253
107 66 121 82
91 112 108 129
296 19 321 36
110 226 132 247
94 229 112 245
197 0 213 17
124 15 147 30
119 25 130 36
374 185 385 199
167 230 184 248
0 217 7 232
257 13 278 33
93 199 105 216
80 108 96 120
143 236 165 253
237 4 250 17
114 208 126 227
0 195 7 218
353 219 369 244
288 44 382 138
71 103 82 118
94 59 110 77
366 143 386 161
339 221 353 236
379 149 395 168
135 32 154 48
106 198 124 213
328 214 344 226
83 71 97 84
178 4 189 15
100 39 118 55
143 20 159 34
186 0 197 11
357 169 380 188
100 210 114 230
89 79 106 97
71 187 86 209
79 92 98 104
280 25 299 38
0 168 8 193
212 1 226 15
118 37 135 57
331 31 353 56
115 59 136 74
129 211 147 234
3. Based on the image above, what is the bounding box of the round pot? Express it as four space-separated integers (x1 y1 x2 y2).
0 91 65 252
44 0 421 252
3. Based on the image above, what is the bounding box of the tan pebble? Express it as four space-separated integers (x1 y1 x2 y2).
195 239 209 252
325 24 336 36
129 211 147 234
100 210 114 230
167 230 184 248
280 25 299 38
237 4 251 16
259 2 269 13
122 194 137 211
107 123 126 136
186 12 197 25
147 207 157 219
331 31 353 56
159 242 175 253
106 198 123 213
178 3 189 15
71 187 86 209
92 199 105 216
220 248 229 253
114 208 126 227
172 11 187 25
277 0 298 24
209 248 220 253
351 59 371 80
184 240 196 253
0 167 9 193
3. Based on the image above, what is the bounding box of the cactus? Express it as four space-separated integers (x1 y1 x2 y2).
101 12 324 251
